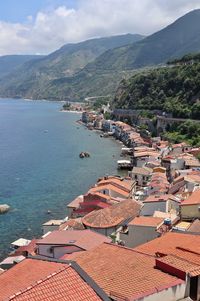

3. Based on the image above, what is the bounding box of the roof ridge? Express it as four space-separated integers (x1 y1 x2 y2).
104 242 155 257
8 266 69 300
176 246 200 256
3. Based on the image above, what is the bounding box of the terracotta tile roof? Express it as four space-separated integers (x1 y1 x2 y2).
11 239 37 256
0 259 66 301
97 177 132 191
181 189 200 205
143 194 179 203
59 218 85 230
82 199 141 229
129 216 164 227
156 254 200 277
67 195 83 208
134 151 160 158
36 230 111 250
135 232 200 265
75 243 183 301
131 166 152 175
8 265 103 301
187 219 200 233
91 192 111 200
89 184 130 198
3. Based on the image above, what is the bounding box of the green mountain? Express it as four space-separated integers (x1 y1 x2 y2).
112 53 200 119
0 55 44 79
2 9 200 101
0 34 143 100
86 9 200 71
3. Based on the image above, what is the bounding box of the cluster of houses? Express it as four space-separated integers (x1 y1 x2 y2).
0 114 200 300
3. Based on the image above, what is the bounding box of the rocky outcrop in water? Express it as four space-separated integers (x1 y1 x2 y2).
0 204 10 214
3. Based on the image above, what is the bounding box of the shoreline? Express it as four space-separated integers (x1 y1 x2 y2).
0 105 122 261
60 110 82 114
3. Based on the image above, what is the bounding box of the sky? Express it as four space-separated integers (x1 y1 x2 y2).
0 0 200 56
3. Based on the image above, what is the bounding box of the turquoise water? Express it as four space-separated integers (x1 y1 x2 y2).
0 99 121 259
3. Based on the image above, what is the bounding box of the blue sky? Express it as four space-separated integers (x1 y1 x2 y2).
0 0 199 55
0 0 76 22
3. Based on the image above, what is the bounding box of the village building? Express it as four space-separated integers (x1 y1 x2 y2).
36 229 111 259
67 195 83 217
129 166 153 186
140 194 180 216
82 199 142 236
135 232 200 301
75 242 188 301
42 219 65 235
187 219 200 233
119 216 164 248
0 258 108 301
181 189 200 220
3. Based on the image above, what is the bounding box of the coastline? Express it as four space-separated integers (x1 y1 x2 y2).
0 101 122 261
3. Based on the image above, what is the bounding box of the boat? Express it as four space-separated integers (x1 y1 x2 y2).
79 152 90 158
117 160 132 170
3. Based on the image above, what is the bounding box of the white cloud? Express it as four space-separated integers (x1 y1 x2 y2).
0 0 200 55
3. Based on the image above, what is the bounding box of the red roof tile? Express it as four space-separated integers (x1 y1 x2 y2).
156 254 200 277
36 230 111 250
75 243 183 300
143 194 179 203
0 259 66 301
129 216 164 227
59 218 85 230
188 219 200 233
135 232 200 265
82 199 141 229
8 265 103 301
181 189 200 205
89 184 130 198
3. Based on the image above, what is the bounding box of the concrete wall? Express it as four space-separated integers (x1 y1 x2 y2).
135 282 186 301
140 201 166 216
120 225 160 248
37 244 80 259
42 225 60 235
167 200 180 214
85 226 116 237
181 204 200 220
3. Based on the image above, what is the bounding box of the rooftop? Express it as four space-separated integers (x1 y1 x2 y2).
143 194 179 203
187 219 200 233
135 232 200 265
36 229 111 250
43 220 63 226
11 238 31 247
82 199 141 229
8 264 104 301
59 218 85 231
75 243 183 301
67 195 83 208
129 216 164 227
131 166 152 175
89 184 130 198
181 189 200 205
0 259 66 301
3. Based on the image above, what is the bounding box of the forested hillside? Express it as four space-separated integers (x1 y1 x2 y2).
113 54 200 119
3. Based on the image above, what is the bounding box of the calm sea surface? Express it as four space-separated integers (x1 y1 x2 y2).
0 99 121 259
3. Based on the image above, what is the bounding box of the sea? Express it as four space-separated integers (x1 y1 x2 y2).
0 98 122 260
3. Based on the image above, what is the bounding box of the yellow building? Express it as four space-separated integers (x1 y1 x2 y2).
181 189 200 220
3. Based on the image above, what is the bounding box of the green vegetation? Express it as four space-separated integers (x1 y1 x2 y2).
1 9 200 102
167 53 200 65
85 9 200 71
164 120 200 146
0 55 43 79
0 34 143 100
113 58 200 119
